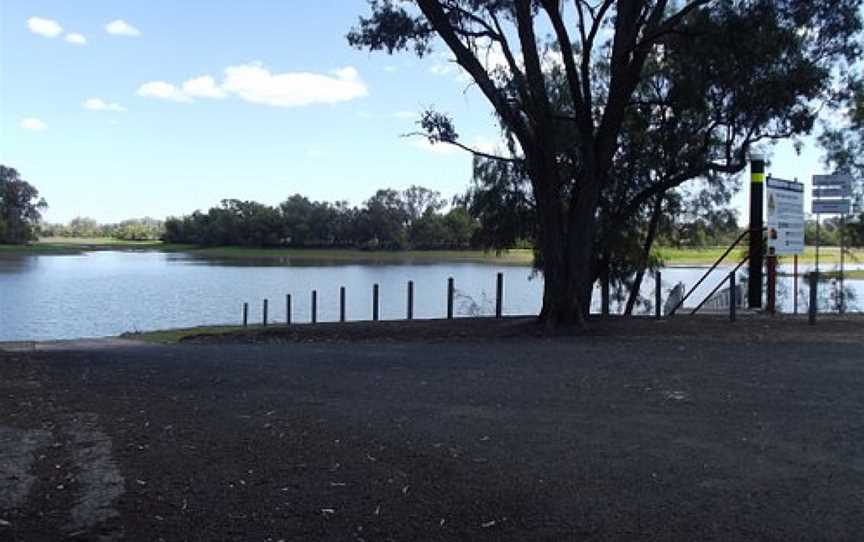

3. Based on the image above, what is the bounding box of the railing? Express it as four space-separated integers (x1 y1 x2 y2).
667 229 753 316
688 256 748 315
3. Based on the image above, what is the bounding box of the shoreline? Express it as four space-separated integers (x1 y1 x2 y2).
1 238 861 266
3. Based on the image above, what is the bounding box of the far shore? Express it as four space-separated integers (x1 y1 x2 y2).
0 237 862 267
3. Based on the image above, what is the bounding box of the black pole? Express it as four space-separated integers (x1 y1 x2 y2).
407 281 414 320
729 272 736 323
447 277 454 319
286 294 292 325
495 273 504 319
339 287 346 322
748 155 765 309
311 290 317 324
243 302 248 327
263 299 268 327
372 284 379 321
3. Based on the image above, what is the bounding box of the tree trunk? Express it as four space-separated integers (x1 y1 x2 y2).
625 195 664 316
565 171 604 321
600 258 610 318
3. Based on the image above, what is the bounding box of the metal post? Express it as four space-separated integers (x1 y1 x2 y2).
601 272 610 318
793 255 798 315
372 284 379 321
808 272 818 325
655 271 662 320
447 277 454 319
729 272 736 323
311 290 317 324
243 302 248 327
495 273 504 319
407 281 414 320
286 294 292 325
339 287 346 322
262 299 268 327
840 214 846 313
766 256 776 315
748 154 765 309
815 214 821 274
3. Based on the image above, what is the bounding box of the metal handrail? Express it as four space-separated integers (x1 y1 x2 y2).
667 228 753 316
689 255 749 315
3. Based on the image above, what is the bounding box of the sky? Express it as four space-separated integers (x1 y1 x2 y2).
1 0 833 224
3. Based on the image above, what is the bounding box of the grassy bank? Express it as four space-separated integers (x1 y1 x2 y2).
1 238 862 266
656 245 864 266
1 238 535 264
122 325 248 344
0 237 193 255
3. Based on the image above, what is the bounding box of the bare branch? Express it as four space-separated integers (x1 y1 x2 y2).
402 131 523 164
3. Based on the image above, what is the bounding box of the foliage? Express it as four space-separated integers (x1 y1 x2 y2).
349 0 862 324
0 165 48 244
162 186 479 250
42 217 164 241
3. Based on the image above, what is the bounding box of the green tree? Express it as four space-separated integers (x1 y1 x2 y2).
0 166 48 244
358 189 410 249
350 0 861 325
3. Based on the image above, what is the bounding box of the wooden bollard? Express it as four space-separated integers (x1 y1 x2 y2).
373 284 379 321
340 287 346 322
262 299 268 327
311 290 317 324
655 271 662 319
286 294 292 325
447 277 454 319
243 302 248 327
495 273 503 319
729 272 736 323
407 281 414 320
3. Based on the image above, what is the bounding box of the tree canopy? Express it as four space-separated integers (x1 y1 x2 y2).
162 186 479 250
349 0 862 325
0 166 47 245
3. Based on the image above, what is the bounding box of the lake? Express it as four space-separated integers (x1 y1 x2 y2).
1 251 861 341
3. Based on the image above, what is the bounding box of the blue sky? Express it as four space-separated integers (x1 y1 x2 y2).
1 0 829 223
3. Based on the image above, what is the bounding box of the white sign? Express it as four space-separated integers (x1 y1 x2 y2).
812 174 853 189
812 199 851 214
813 187 851 199
766 178 804 255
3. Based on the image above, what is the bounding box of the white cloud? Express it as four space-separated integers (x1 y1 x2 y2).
384 65 398 73
136 64 368 108
65 33 87 45
222 63 368 107
182 75 227 99
21 118 47 131
136 81 191 102
105 19 141 36
83 98 126 112
27 16 63 38
394 111 416 119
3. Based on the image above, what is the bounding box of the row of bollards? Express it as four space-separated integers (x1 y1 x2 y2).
242 273 506 327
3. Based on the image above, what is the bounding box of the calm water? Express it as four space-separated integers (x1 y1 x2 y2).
0 251 861 341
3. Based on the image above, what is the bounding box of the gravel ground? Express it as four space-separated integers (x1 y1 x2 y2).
1 317 863 541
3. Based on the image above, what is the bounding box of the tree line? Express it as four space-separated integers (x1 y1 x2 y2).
41 217 164 241
161 187 479 249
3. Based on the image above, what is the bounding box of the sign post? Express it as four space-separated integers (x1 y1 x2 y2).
766 177 805 314
811 174 853 313
748 155 765 309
